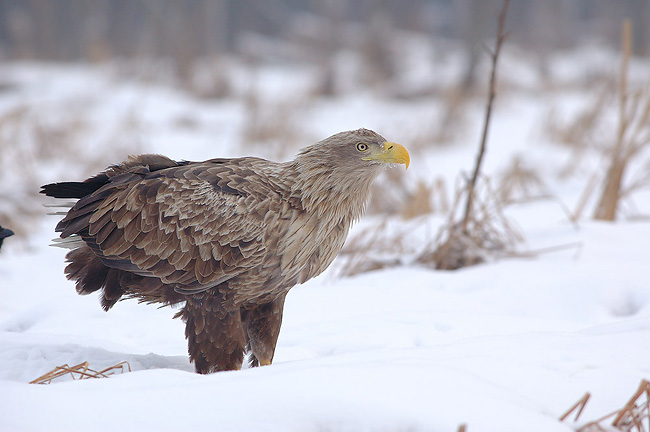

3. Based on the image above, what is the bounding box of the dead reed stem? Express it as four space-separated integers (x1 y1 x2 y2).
594 20 632 221
611 379 650 429
560 392 591 422
572 173 600 223
461 0 509 233
560 379 650 432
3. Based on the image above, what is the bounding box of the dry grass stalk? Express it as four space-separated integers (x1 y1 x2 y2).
594 20 650 221
545 86 612 179
572 173 601 223
435 178 450 214
416 175 522 270
0 105 86 239
184 58 233 100
560 379 650 432
400 179 434 219
0 98 144 242
30 361 132 385
560 392 592 422
502 241 583 260
544 21 649 221
498 154 586 227
336 172 446 277
368 169 444 218
407 89 470 151
498 155 547 204
240 90 308 161
336 218 417 277
367 168 408 215
548 87 611 151
611 380 650 431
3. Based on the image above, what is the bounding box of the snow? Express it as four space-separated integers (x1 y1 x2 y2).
1 50 649 432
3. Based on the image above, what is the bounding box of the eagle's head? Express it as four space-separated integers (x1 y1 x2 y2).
292 128 409 217
304 128 409 172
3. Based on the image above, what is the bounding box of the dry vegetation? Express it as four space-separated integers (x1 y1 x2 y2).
416 0 516 271
497 155 547 204
416 175 523 270
593 21 650 221
560 379 650 432
1 7 646 271
345 17 650 275
0 98 143 242
338 0 520 274
545 85 613 179
0 104 86 240
335 218 415 278
366 168 448 219
399 177 449 220
240 90 310 161
545 21 650 222
30 361 131 384
406 88 471 151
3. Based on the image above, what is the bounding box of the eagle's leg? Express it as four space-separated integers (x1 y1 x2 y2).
241 294 287 368
180 294 246 374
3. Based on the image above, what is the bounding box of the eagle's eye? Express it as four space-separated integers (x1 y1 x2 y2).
356 142 368 152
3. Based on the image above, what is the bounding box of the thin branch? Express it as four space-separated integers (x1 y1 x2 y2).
462 0 510 233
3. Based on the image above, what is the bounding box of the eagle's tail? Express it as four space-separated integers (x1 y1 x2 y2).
41 154 191 311
64 245 126 311
63 244 186 311
41 154 183 200
40 175 109 199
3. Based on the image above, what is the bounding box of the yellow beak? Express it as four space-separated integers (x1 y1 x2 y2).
363 142 410 169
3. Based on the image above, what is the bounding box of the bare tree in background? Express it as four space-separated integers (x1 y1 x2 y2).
455 0 498 90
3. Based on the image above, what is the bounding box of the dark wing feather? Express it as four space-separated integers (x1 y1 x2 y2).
41 154 185 199
61 158 281 295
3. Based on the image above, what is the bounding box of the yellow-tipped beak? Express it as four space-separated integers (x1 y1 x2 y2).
363 142 410 169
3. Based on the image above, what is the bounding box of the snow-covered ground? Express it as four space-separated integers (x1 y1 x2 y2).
0 48 649 432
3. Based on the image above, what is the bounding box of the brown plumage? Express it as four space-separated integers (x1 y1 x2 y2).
41 128 409 373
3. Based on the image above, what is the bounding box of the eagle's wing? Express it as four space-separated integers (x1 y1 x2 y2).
57 159 287 294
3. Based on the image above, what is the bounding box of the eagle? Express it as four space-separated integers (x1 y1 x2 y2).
41 128 409 373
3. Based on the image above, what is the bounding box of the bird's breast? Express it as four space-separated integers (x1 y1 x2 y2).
279 211 350 284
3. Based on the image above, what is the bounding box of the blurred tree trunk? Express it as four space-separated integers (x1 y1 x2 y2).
364 0 395 86
83 0 112 62
626 0 649 56
455 0 497 90
311 0 348 95
204 1 228 56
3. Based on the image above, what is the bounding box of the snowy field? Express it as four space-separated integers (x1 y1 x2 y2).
0 48 649 432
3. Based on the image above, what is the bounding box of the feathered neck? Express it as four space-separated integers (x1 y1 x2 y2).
287 146 382 224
